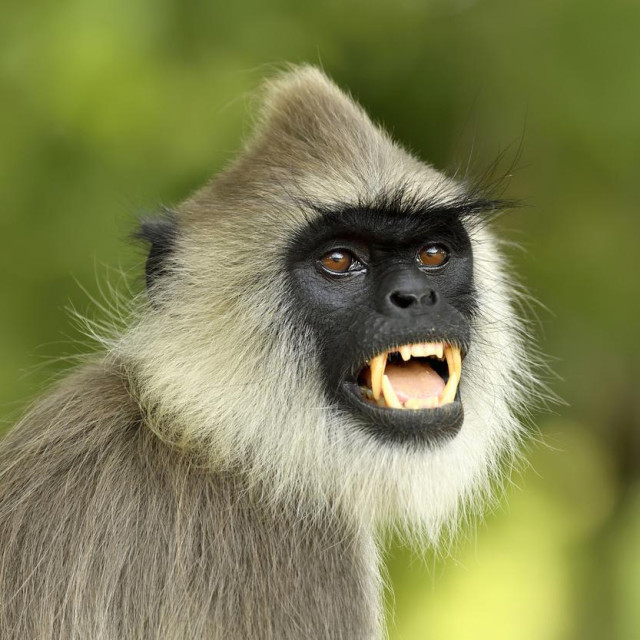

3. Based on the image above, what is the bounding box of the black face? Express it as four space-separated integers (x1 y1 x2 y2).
287 197 480 447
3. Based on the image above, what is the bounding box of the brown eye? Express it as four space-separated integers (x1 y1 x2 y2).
319 249 355 274
418 244 449 268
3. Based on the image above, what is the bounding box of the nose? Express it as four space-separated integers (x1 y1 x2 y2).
387 288 438 311
376 268 442 317
376 267 441 316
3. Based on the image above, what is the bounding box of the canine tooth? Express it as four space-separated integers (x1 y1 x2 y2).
382 375 403 408
440 371 458 405
445 345 454 374
453 346 462 379
440 345 461 405
400 346 412 361
370 353 387 400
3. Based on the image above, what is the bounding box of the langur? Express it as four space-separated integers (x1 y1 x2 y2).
0 67 536 639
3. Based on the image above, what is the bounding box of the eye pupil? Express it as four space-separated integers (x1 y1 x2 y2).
320 250 353 273
419 244 449 268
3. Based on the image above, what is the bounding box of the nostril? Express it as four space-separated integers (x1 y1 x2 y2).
389 291 419 309
420 290 438 306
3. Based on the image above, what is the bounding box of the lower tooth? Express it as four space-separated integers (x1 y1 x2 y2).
370 353 387 400
404 397 441 410
381 375 403 408
440 371 458 404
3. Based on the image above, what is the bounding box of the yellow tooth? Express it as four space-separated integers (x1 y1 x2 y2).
441 345 460 404
426 342 443 358
382 375 403 408
445 345 454 374
440 371 458 405
400 346 412 361
370 352 387 400
424 397 439 409
404 396 442 410
453 346 462 379
411 344 426 357
411 342 444 359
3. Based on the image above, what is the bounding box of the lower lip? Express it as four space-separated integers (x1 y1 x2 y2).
341 382 465 444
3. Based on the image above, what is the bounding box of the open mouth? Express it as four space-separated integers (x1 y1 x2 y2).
356 342 462 410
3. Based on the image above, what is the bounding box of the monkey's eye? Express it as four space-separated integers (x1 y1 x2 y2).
418 244 449 269
318 249 363 275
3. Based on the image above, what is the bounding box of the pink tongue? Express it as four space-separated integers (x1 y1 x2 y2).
385 361 445 403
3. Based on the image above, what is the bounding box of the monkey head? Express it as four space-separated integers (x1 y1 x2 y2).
125 67 533 538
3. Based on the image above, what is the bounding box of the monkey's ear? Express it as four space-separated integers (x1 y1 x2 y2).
134 210 178 293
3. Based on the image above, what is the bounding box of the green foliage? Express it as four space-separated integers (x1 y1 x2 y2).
1 1 638 637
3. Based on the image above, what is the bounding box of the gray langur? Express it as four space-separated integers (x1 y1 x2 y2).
0 67 537 639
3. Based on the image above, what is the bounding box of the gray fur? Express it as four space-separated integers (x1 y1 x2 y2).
0 363 379 639
0 67 536 638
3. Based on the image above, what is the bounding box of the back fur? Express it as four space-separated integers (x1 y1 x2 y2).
0 362 380 639
0 66 536 638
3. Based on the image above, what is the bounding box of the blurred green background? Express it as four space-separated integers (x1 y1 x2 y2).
1 0 639 638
